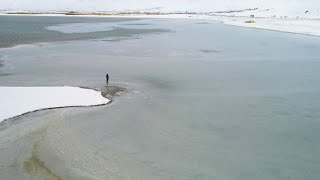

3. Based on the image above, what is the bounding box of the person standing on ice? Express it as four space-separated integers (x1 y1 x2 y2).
106 74 109 85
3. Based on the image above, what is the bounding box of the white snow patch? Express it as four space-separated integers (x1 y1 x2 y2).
217 16 320 37
0 86 109 121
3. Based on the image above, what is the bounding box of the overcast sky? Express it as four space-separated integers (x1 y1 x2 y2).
0 0 318 12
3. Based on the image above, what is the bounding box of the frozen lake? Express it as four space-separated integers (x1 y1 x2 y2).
0 15 320 180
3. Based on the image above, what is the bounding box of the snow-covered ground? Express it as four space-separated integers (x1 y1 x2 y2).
207 5 320 37
0 86 109 121
214 16 320 37
164 13 320 37
0 0 320 36
0 0 319 15
1 0 320 37
94 13 320 37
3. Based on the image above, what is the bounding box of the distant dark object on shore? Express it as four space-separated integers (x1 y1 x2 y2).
244 20 256 24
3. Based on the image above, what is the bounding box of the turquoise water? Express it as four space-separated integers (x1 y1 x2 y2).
0 16 320 180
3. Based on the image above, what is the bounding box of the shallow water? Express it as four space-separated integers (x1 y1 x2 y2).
0 16 320 180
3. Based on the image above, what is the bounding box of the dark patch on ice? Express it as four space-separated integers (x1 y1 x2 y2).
259 41 269 46
304 44 318 49
122 23 152 26
101 85 127 101
200 49 221 54
101 36 141 42
111 27 171 34
139 76 178 90
0 73 12 76
195 22 210 25
0 55 4 67
0 56 12 76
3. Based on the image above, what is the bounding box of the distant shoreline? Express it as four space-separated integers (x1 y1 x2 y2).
1 12 320 37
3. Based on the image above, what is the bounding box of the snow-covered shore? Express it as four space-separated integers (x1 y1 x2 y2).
209 15 320 37
1 12 320 37
1 0 320 36
0 86 109 121
108 13 320 37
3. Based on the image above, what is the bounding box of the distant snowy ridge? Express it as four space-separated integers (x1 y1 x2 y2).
0 0 319 18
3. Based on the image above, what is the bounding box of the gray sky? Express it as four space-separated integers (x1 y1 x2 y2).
0 0 318 12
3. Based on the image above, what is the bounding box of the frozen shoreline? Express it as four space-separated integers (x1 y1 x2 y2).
0 86 110 121
1 13 320 37
211 16 320 37
116 14 320 37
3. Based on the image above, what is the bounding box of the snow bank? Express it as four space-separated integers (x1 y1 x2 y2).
216 16 320 37
0 86 109 121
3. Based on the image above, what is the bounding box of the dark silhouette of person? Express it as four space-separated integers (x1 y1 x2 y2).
106 74 109 84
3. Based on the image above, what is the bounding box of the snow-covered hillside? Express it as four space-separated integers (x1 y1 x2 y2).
1 0 320 18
